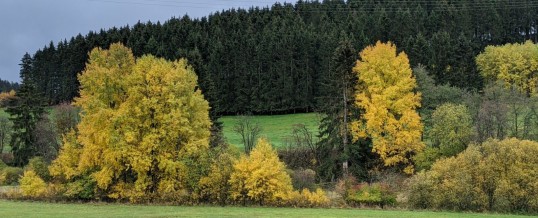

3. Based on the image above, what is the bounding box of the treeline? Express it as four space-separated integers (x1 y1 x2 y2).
19 0 538 114
0 79 19 92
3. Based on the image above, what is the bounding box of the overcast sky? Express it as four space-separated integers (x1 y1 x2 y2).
0 0 296 83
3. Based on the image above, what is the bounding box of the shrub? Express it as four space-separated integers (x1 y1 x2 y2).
278 143 316 170
0 159 6 171
413 146 441 171
290 168 316 190
334 175 357 199
287 188 330 207
0 166 23 185
405 171 437 209
20 170 47 198
26 156 51 181
346 182 396 208
406 138 538 213
197 145 239 204
229 138 293 206
0 153 14 165
63 175 96 200
301 188 330 207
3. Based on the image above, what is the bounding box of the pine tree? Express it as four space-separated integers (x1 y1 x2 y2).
317 36 357 180
7 53 46 166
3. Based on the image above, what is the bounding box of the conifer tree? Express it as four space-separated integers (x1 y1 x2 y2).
7 53 46 166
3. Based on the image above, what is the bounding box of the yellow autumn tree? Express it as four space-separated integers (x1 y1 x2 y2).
476 40 538 95
350 41 424 174
228 138 293 205
49 43 211 202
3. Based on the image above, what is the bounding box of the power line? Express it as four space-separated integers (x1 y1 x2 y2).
83 0 538 13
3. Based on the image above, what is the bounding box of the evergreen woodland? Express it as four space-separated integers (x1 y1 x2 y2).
16 0 538 115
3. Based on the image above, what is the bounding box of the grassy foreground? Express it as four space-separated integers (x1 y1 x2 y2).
0 200 529 218
220 113 320 148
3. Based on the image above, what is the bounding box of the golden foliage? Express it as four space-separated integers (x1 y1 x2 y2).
476 40 538 95
229 138 293 205
287 188 329 207
20 170 47 198
407 138 538 212
49 131 81 180
300 188 330 207
0 90 15 106
197 146 239 204
350 41 424 174
49 43 211 202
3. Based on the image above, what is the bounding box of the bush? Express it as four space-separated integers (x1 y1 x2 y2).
63 175 96 200
0 166 23 185
404 171 436 209
197 145 239 204
229 138 293 206
346 182 396 208
26 156 51 181
0 159 6 171
20 170 47 198
406 138 538 213
0 153 14 165
287 188 330 207
413 146 441 171
290 168 316 190
278 144 316 170
301 188 330 207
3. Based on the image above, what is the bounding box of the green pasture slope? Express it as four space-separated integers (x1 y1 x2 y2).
219 113 320 148
0 200 529 218
0 108 9 153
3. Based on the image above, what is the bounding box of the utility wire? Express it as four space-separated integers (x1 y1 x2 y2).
84 0 538 13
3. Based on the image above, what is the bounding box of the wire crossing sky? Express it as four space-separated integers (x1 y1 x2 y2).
0 0 297 83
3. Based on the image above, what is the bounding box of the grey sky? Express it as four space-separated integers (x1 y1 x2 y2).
0 0 295 83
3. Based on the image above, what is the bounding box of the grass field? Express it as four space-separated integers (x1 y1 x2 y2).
0 200 531 218
0 108 9 153
219 113 320 148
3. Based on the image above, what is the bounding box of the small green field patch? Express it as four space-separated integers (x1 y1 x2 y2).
219 113 321 148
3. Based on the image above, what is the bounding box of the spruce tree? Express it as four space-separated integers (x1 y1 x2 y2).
7 53 45 166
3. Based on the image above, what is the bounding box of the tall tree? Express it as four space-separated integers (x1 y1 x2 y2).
476 40 538 95
50 43 212 202
7 53 46 166
317 36 371 180
350 41 424 174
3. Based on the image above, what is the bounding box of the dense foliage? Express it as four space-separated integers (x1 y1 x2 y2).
3 1 538 213
477 41 538 95
350 41 423 174
49 43 212 202
429 103 474 157
18 0 538 115
229 138 293 205
407 138 538 213
0 79 19 93
6 54 46 166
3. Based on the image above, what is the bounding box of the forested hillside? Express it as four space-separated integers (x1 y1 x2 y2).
0 79 19 92
19 0 538 114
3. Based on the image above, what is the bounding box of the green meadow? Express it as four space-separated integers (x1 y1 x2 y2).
220 113 320 148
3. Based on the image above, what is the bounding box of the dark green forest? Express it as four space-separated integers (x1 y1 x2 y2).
18 0 538 115
0 79 19 92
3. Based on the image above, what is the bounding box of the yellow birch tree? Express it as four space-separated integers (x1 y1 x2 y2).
350 41 424 174
50 43 211 202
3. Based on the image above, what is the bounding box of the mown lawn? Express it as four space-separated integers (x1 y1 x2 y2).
0 200 530 218
219 113 320 148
